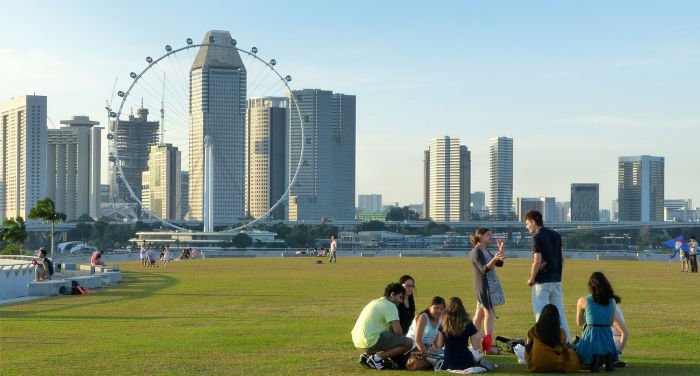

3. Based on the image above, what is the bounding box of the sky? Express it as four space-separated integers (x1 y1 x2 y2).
1 0 698 211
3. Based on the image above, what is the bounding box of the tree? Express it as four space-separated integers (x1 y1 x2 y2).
386 207 405 221
232 233 253 249
1 216 28 252
28 198 66 259
352 220 386 232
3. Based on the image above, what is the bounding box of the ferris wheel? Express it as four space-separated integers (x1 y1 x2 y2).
107 32 304 232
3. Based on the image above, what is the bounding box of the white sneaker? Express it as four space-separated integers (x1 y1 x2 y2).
366 356 384 370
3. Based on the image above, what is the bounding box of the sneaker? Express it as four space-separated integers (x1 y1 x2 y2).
614 361 627 368
366 355 385 370
359 353 371 369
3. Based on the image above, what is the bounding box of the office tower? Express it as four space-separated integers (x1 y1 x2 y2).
555 201 571 222
488 137 513 219
571 183 599 221
358 194 383 213
0 95 47 220
516 197 555 222
245 97 288 220
99 184 110 207
422 149 430 219
471 191 486 208
424 136 470 222
618 155 664 222
47 116 102 220
142 144 181 221
180 171 189 220
600 209 611 222
664 199 692 222
287 89 356 221
109 107 159 206
189 30 246 226
611 200 619 222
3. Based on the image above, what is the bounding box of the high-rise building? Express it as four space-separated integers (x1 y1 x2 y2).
358 194 382 213
47 116 102 220
0 95 47 220
664 199 693 222
516 197 555 222
180 171 189 220
571 183 599 221
423 136 470 222
488 137 513 220
142 144 181 221
109 107 159 206
245 97 288 220
189 30 247 226
287 89 355 221
611 199 619 222
618 155 664 222
555 201 570 222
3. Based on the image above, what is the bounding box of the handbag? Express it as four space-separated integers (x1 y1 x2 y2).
405 351 432 371
486 269 505 306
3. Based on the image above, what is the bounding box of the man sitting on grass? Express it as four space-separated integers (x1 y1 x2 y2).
352 282 414 370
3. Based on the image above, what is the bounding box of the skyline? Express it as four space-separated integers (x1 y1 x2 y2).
1 1 699 210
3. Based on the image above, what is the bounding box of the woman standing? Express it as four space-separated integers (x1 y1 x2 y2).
470 228 506 354
575 272 619 372
398 275 416 334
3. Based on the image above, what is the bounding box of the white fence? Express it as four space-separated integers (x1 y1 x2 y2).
0 256 35 300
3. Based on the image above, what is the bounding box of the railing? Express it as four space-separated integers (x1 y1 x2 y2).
0 255 35 271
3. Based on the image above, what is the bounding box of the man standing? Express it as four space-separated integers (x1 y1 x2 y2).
352 283 413 370
525 210 571 342
689 236 698 273
328 235 338 263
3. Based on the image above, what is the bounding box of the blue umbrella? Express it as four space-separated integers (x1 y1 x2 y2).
664 236 690 260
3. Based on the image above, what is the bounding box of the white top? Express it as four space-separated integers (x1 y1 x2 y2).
612 306 625 352
139 247 147 259
406 312 441 350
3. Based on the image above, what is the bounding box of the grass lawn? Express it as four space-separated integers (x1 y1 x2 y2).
1 257 699 375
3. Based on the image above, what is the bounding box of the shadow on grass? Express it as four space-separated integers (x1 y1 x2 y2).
1 270 177 318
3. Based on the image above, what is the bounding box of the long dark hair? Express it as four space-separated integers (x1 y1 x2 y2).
398 274 416 310
588 272 614 305
441 297 471 336
418 296 446 320
535 304 561 347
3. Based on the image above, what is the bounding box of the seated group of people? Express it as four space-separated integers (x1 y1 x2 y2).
351 272 629 373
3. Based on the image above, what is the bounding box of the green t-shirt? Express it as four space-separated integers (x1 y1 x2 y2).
351 297 399 348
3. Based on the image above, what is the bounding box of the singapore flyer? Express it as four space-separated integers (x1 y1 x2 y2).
107 30 304 232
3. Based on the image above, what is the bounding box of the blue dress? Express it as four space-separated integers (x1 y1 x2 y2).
440 322 479 370
575 295 618 365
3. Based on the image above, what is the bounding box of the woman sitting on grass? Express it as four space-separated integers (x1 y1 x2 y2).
406 296 445 366
524 304 581 372
434 297 482 371
575 272 619 372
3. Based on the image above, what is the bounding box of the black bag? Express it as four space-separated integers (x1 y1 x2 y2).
496 336 525 353
71 280 81 295
45 258 54 275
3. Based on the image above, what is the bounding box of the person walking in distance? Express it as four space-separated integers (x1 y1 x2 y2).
525 210 571 342
688 236 698 273
328 235 338 263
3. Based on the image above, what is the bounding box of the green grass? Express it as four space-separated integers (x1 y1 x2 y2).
1 257 699 375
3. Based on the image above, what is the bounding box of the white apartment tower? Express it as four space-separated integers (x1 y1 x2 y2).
47 116 102 220
0 95 47 220
423 136 471 222
189 30 247 225
142 144 181 221
245 97 288 220
488 137 514 220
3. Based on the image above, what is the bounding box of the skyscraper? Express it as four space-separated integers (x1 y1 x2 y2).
358 194 383 213
142 144 181 221
423 136 470 222
287 89 355 221
0 95 47 220
618 155 664 222
109 107 159 206
189 30 247 225
571 183 599 221
516 197 555 222
245 97 288 220
488 137 513 219
48 116 102 220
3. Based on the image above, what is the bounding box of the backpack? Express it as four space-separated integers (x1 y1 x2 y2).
45 258 54 275
496 336 526 353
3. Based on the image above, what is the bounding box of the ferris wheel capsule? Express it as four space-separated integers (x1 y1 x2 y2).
106 133 114 140
109 112 117 118
231 39 237 46
186 38 193 45
270 59 276 66
146 56 153 63
165 45 172 52
285 75 292 82
109 156 116 162
251 47 258 54
117 91 125 97
130 72 137 79
209 35 215 43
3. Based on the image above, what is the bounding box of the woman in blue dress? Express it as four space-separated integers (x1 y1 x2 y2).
575 272 619 372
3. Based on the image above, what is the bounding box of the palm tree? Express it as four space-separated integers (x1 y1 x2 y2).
1 216 28 253
29 198 66 259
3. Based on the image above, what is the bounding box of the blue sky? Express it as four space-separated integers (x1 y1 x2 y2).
1 1 698 210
